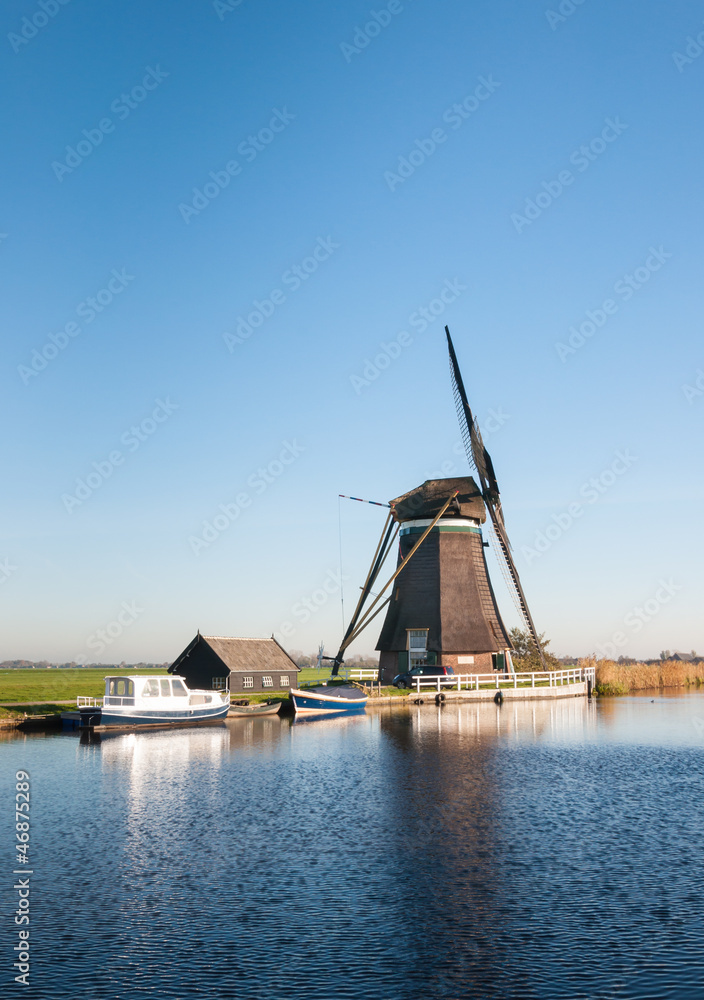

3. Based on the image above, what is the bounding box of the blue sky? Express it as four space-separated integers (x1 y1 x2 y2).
2 0 703 663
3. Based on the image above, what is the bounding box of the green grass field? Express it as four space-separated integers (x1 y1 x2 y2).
0 667 167 707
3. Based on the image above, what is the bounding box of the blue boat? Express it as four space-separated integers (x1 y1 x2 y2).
289 683 368 715
75 674 230 729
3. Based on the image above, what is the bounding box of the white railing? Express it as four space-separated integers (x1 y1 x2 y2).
347 669 379 681
412 666 595 694
77 696 103 708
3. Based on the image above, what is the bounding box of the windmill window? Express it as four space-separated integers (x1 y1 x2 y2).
262 676 274 688
211 677 227 690
243 677 254 689
408 630 429 670
408 629 429 651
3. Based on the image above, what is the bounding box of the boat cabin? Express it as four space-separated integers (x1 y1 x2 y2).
103 674 216 709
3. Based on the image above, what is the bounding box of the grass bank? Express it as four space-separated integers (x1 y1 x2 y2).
583 657 704 696
0 667 167 706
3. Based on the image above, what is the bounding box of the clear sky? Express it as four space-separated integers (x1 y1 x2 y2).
2 0 703 664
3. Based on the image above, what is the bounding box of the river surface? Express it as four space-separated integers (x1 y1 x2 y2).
2 692 704 999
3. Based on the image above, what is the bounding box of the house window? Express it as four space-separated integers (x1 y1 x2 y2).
212 677 227 690
262 676 273 688
280 676 290 687
243 677 254 689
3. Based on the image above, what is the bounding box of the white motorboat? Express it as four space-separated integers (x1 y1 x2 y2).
75 674 230 729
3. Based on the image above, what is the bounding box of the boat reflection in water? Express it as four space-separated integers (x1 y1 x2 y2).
290 710 373 727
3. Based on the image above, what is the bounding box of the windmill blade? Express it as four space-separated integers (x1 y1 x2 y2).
446 325 546 669
447 327 502 502
446 327 480 476
469 419 489 483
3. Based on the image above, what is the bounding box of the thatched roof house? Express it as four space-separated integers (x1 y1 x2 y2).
169 634 300 693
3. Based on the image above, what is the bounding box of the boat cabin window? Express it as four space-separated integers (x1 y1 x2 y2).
171 679 188 697
160 679 171 697
106 678 134 698
142 679 160 698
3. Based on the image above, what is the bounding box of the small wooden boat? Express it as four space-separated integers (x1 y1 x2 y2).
75 674 230 729
290 683 368 715
227 701 281 717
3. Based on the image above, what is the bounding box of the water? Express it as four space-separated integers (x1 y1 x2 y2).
3 693 704 999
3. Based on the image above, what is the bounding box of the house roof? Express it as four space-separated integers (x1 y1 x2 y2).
170 635 300 675
390 477 486 523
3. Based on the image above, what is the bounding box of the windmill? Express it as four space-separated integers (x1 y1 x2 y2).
318 327 546 688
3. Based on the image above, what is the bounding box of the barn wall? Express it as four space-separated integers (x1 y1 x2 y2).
229 671 296 693
172 640 229 690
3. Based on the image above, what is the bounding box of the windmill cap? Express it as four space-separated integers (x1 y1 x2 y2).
389 477 486 523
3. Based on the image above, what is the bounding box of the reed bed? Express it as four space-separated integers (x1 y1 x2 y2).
580 657 704 696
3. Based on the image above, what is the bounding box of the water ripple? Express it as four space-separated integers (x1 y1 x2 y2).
3 695 703 999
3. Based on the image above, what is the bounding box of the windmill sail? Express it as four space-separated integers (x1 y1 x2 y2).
445 326 547 669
